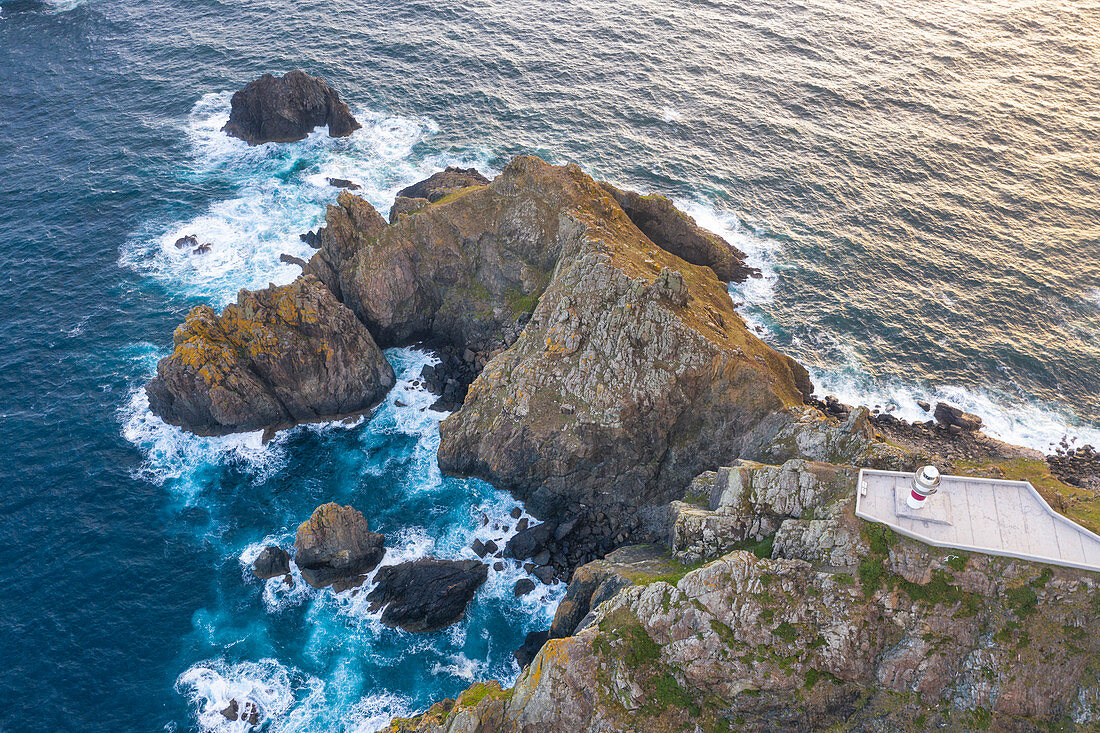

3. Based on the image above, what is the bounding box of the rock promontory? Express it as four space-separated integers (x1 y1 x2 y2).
222 70 361 145
293 503 385 590
146 275 394 435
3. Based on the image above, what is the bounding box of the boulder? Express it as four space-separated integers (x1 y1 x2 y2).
366 559 488 632
395 166 489 202
548 545 674 638
505 522 556 560
145 275 394 435
513 578 536 597
222 70 361 145
934 402 983 432
252 546 290 580
294 503 385 590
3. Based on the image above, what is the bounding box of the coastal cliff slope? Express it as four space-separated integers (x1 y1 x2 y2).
382 459 1100 733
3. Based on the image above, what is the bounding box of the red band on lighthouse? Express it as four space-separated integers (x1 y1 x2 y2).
911 489 926 502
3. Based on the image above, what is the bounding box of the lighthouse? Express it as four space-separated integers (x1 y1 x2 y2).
907 465 941 509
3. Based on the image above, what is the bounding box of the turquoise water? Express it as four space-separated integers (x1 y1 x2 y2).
1 0 1097 730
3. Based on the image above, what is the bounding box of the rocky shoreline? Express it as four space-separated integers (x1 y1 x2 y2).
151 74 1100 732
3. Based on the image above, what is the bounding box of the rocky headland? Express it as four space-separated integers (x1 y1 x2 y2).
146 144 1100 730
382 459 1100 733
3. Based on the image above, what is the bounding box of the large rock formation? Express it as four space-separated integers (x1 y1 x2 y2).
222 70 361 145
366 559 488 633
382 459 1100 732
294 503 386 590
150 155 899 565
145 275 394 435
431 158 814 522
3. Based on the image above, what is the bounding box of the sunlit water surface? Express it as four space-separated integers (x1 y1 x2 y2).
0 0 1097 730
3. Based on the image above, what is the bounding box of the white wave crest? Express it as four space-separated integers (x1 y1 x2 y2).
120 386 286 491
810 366 1100 453
674 199 782 311
177 658 320 733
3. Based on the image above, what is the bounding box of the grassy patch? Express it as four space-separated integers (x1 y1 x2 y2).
646 671 698 715
431 185 485 205
596 608 661 666
772 621 799 643
892 571 981 617
803 668 837 689
945 552 969 571
505 285 544 316
455 682 511 708
1005 583 1039 617
621 557 704 587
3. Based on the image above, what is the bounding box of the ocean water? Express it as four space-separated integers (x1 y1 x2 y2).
0 0 1097 730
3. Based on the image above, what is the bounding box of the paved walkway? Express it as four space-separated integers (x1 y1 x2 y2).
855 469 1100 572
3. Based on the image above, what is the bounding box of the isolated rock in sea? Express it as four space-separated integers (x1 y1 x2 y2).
600 183 756 283
395 166 489 202
366 559 488 632
222 70 361 145
934 402 983 432
145 275 394 435
294 503 385 590
252 546 291 580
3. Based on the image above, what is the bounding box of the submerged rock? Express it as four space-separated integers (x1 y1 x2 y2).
222 70 361 145
145 275 394 435
252 546 290 580
294 503 385 590
366 559 488 632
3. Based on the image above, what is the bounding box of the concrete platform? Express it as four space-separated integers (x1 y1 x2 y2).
855 469 1100 572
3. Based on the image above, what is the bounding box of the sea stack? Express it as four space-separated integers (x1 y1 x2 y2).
222 70 361 145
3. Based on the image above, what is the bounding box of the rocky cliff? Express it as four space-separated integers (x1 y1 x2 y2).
382 459 1100 733
149 155 904 562
146 275 394 435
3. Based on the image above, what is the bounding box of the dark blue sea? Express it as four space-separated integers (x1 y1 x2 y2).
0 0 1097 730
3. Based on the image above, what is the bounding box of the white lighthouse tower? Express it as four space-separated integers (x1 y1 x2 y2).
907 465 941 509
